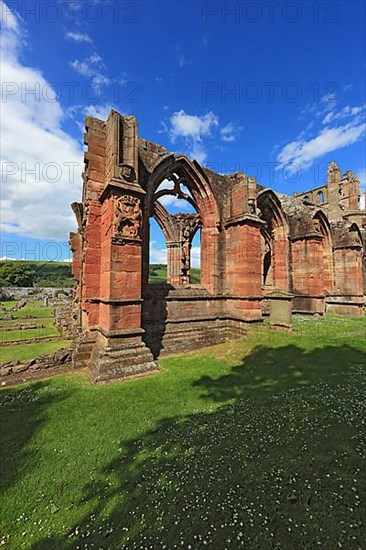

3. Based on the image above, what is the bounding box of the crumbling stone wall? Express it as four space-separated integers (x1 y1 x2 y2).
70 110 366 383
0 287 72 301
0 347 72 384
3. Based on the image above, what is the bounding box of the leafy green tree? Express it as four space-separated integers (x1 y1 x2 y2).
0 263 36 287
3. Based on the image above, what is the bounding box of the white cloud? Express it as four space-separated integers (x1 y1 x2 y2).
357 169 366 210
167 110 239 163
0 2 83 240
176 46 189 68
149 245 200 268
321 92 337 112
0 0 22 60
277 101 366 173
277 123 366 173
156 180 195 211
322 105 365 125
343 84 353 92
70 52 111 86
220 122 242 143
84 103 114 121
65 31 93 44
149 243 167 264
168 110 219 163
190 246 200 268
170 110 219 141
159 195 195 211
177 53 188 68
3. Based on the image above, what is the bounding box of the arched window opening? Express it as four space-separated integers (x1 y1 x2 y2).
257 190 289 292
148 173 201 287
261 231 273 287
263 249 272 285
318 191 324 204
190 228 201 284
148 218 167 284
304 195 310 204
313 211 334 295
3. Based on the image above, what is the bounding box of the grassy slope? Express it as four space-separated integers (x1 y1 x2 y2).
0 302 58 343
0 340 72 363
0 301 55 320
0 315 365 549
0 301 68 359
0 262 200 286
149 264 201 284
0 320 59 343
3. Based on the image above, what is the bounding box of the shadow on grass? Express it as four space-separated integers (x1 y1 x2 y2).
30 343 365 549
193 343 365 403
0 380 73 495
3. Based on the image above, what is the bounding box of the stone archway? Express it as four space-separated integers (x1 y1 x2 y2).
152 200 201 287
312 210 334 295
257 190 290 293
142 154 220 294
70 111 365 382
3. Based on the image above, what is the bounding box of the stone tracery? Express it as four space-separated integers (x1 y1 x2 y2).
70 111 366 383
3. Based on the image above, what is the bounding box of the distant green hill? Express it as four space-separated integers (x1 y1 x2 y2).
0 260 74 288
0 261 201 287
149 264 201 284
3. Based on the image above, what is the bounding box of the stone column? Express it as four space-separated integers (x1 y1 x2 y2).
166 242 181 286
225 214 264 319
272 227 290 291
171 213 200 286
86 112 156 382
334 245 363 296
291 234 325 313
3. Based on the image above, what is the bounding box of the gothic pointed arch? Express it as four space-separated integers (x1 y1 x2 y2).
153 201 177 243
257 189 290 291
143 154 220 293
312 209 334 294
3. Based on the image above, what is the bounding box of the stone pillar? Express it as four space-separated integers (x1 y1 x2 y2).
166 242 181 286
77 112 157 382
201 224 220 293
225 214 264 319
334 245 363 296
326 245 364 315
170 213 200 287
272 227 290 291
291 234 325 313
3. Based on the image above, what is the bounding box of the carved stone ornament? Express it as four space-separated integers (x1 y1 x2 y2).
114 195 141 239
119 163 136 183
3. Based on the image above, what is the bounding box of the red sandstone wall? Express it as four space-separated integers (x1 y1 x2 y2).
334 248 363 296
272 228 289 291
225 223 262 296
79 117 106 329
291 237 324 296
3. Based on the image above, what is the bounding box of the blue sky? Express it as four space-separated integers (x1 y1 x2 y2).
1 0 365 265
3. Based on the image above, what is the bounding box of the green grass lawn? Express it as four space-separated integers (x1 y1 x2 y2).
0 300 54 320
0 320 59 343
0 315 365 549
0 340 71 363
0 300 19 310
148 265 201 284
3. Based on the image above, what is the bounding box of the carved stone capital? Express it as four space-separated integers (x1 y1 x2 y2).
114 195 142 240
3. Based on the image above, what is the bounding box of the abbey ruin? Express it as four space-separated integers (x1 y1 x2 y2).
70 110 366 382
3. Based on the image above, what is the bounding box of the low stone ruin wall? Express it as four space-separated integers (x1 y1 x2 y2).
54 302 76 338
325 296 365 316
141 285 258 359
0 347 73 383
1 322 45 331
0 287 73 302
